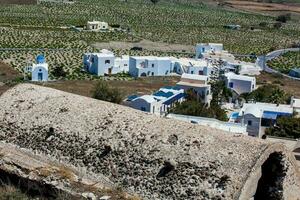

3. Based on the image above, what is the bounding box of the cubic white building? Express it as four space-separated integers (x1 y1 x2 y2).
83 50 129 76
224 72 256 95
196 43 224 59
237 103 293 137
129 56 174 77
176 73 212 105
26 55 49 82
126 86 185 115
291 97 300 114
87 21 109 31
175 58 215 76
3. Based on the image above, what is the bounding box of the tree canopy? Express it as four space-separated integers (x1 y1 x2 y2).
92 80 122 104
265 117 300 139
240 84 290 104
169 89 228 121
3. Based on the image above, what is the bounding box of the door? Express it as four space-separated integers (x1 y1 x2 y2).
38 73 43 81
108 68 112 75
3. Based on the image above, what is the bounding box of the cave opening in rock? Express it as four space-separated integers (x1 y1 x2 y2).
254 152 286 200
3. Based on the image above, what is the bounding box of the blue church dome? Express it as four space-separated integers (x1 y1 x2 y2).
36 55 45 64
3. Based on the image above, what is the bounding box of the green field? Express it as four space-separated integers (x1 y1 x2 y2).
0 0 299 79
267 51 300 74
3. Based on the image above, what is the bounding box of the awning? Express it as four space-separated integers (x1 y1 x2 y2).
262 111 291 120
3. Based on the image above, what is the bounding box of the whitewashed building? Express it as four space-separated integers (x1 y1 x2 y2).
175 58 215 76
224 72 256 95
167 114 247 135
176 73 212 105
126 86 185 115
291 97 300 113
196 43 224 59
87 21 109 31
129 56 174 77
237 103 293 137
26 55 49 82
83 50 129 76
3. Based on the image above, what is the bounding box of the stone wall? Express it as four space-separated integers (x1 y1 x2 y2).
0 84 299 199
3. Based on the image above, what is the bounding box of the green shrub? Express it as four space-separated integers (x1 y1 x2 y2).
93 80 122 104
265 117 300 139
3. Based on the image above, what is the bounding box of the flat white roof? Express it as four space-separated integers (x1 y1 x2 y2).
177 81 210 88
239 103 293 118
225 72 255 82
177 58 210 68
196 43 223 46
181 73 208 81
138 95 162 103
130 56 171 60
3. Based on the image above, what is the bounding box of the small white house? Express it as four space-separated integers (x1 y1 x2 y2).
26 55 48 82
87 21 108 31
176 73 212 105
129 56 174 77
224 72 256 95
175 58 214 76
237 103 293 137
196 43 224 59
127 86 185 115
83 50 129 76
291 96 300 114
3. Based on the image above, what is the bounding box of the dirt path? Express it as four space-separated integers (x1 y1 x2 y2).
224 0 300 14
92 39 195 53
0 62 22 96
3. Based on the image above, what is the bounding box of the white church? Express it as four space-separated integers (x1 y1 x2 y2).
25 55 49 82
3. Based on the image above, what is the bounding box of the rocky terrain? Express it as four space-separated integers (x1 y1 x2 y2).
0 84 299 199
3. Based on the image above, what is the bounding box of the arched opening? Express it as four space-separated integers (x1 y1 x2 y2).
293 147 300 161
140 72 147 77
254 152 286 200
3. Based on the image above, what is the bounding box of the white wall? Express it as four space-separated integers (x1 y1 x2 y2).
226 78 255 95
32 65 48 82
196 44 223 58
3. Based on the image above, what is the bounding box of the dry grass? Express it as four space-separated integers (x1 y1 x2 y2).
0 0 35 4
256 72 300 98
0 62 22 96
41 76 180 100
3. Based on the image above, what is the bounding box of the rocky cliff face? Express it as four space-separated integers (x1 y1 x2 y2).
0 84 299 200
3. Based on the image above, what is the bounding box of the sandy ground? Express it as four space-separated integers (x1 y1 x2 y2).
92 39 195 53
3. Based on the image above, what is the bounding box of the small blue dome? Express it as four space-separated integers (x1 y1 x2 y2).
36 55 45 64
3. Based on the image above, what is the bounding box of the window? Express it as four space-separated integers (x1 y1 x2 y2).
39 69 42 72
147 71 151 76
105 60 110 64
199 71 203 75
151 72 154 76
141 107 146 111
191 71 194 74
248 120 252 126
152 64 155 68
124 64 128 66
229 82 234 88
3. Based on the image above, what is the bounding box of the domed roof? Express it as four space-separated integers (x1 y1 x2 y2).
36 55 45 64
